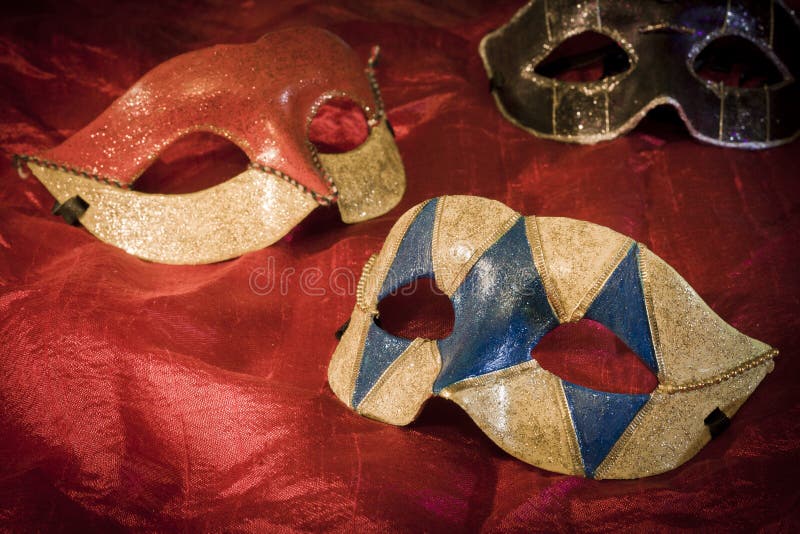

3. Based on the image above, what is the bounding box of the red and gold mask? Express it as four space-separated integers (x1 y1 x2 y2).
16 27 405 264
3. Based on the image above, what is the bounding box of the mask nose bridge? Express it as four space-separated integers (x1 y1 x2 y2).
610 29 696 124
433 217 559 392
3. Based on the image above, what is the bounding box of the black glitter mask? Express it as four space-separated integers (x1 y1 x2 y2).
481 0 799 149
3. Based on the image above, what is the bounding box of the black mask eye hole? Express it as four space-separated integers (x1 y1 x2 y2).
375 277 454 340
534 31 632 82
308 97 369 154
692 35 786 88
531 320 657 394
134 132 250 194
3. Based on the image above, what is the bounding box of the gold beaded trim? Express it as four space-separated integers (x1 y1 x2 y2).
356 254 379 314
13 154 130 189
657 348 778 394
304 89 352 205
366 45 385 126
248 160 337 206
306 142 339 206
355 201 429 316
301 44 385 206
15 45 388 210
16 148 341 206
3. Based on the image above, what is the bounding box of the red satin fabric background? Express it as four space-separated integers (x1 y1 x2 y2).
1 1 799 531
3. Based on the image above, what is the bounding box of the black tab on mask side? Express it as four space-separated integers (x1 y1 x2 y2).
704 407 731 438
335 318 351 340
52 196 89 226
386 118 395 138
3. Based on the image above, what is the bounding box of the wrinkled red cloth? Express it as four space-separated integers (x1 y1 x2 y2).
1 1 799 531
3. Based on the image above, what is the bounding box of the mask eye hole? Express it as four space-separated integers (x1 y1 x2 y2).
692 35 786 88
308 97 369 153
134 132 249 194
531 320 657 394
376 276 454 340
534 31 632 82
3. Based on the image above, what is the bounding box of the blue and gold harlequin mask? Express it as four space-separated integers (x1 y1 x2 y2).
328 196 777 479
480 0 799 149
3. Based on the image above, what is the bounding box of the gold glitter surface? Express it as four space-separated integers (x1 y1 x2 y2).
594 363 773 479
29 163 316 264
329 197 778 478
640 247 772 384
657 348 777 394
441 360 584 476
23 29 408 264
328 308 374 409
527 216 632 323
356 254 378 313
319 121 405 224
357 340 442 425
431 196 520 296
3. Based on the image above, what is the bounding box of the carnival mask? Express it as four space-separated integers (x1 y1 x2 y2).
15 27 405 264
480 0 799 148
328 196 777 479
